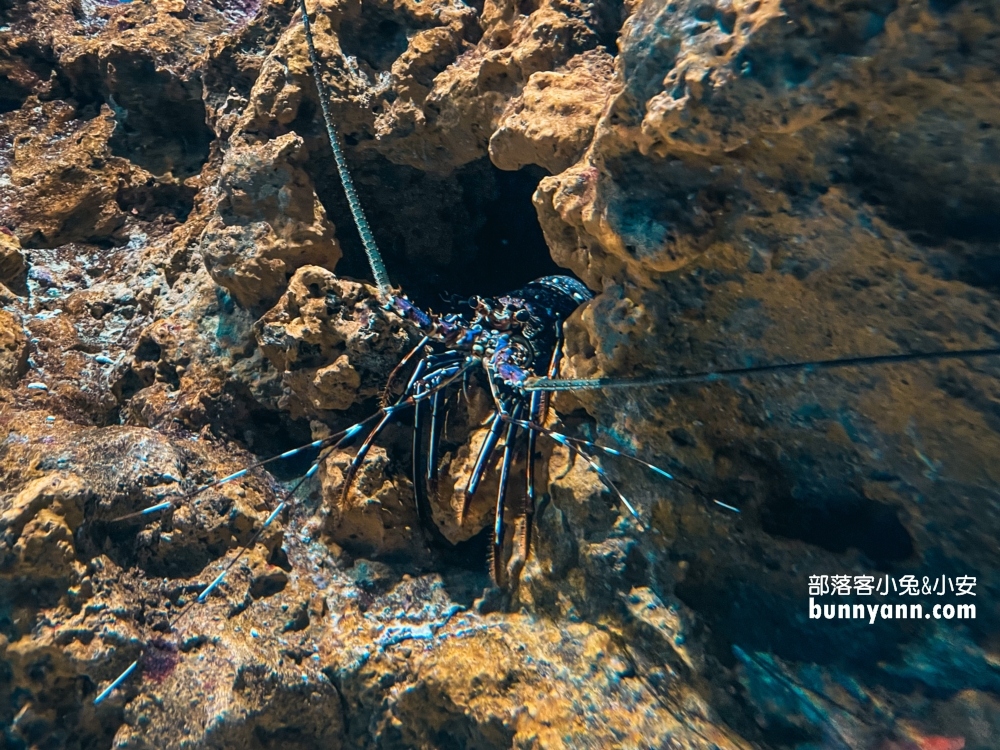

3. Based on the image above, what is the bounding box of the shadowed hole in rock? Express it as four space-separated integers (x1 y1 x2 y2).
380 681 517 750
129 336 182 391
132 336 162 364
112 366 147 403
86 510 232 579
338 3 413 73
461 164 567 297
928 242 1000 292
64 52 212 178
929 0 963 12
0 582 66 642
207 382 316 480
53 52 213 226
116 174 198 224
249 567 289 599
675 565 905 672
592 0 626 54
849 127 1000 279
856 170 1000 245
709 446 915 566
308 152 565 310
103 58 213 179
761 487 914 566
0 45 55 113
435 524 496 576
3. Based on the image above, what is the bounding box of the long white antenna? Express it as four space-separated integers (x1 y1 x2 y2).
298 0 392 298
524 347 1000 392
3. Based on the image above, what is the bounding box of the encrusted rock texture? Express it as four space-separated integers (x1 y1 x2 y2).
1 0 998 747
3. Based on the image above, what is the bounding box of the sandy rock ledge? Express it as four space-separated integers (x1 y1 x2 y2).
1 0 999 748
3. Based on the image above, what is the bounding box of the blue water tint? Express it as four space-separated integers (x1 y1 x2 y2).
837 407 862 443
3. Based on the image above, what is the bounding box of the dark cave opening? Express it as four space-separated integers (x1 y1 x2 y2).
0 36 60 114
206 381 316 480
761 489 915 567
64 53 213 180
307 151 567 311
56 53 211 229
338 3 413 73
18 52 216 235
856 174 1000 246
460 164 568 298
707 446 915 567
0 71 40 115
594 0 627 54
848 132 1000 292
103 58 214 180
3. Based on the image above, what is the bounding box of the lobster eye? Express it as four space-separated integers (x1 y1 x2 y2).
514 310 530 322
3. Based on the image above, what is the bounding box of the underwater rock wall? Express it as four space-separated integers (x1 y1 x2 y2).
1 0 998 747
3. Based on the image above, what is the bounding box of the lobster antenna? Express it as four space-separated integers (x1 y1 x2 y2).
93 363 476 705
94 450 326 706
298 0 392 298
523 346 1000 392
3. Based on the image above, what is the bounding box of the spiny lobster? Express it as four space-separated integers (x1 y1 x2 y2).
89 0 1000 707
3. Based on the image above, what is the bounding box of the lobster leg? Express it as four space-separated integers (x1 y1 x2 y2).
524 395 541 514
491 403 522 583
422 359 460 486
521 333 562 566
343 361 464 504
427 388 444 482
381 335 429 407
412 371 448 526
501 415 651 529
339 410 401 505
412 391 428 515
460 408 506 524
521 401 540 573
95 362 476 705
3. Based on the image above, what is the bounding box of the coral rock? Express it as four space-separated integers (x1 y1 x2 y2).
0 473 89 582
0 309 28 387
0 230 27 292
7 104 130 247
255 265 411 417
201 134 342 309
490 50 618 174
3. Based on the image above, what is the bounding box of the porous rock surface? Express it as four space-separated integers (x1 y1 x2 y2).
1 0 998 748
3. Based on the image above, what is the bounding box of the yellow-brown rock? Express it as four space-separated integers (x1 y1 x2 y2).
0 230 27 291
490 50 618 174
0 309 28 387
255 265 412 413
201 134 343 309
0 473 89 581
3 0 1000 747
320 444 425 557
7 103 130 246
